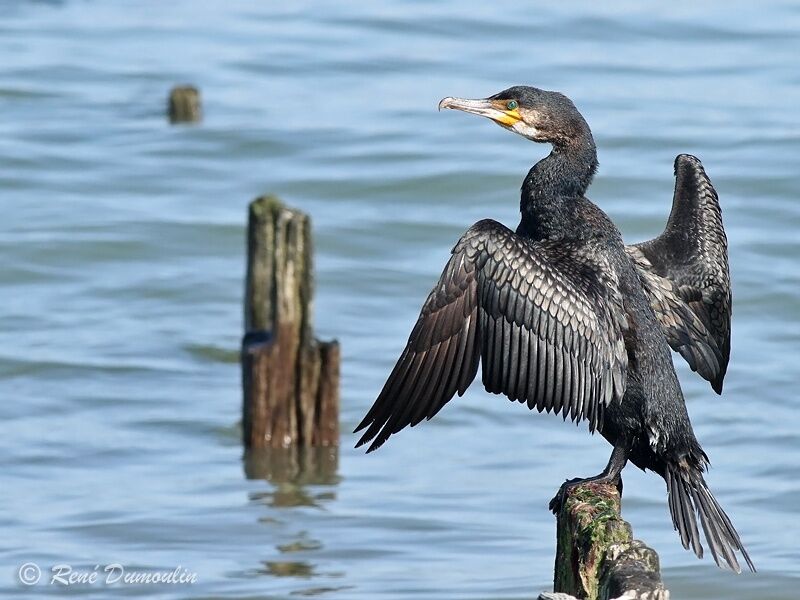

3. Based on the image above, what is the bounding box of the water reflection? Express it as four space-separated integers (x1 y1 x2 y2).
244 446 339 508
244 445 341 594
262 560 315 578
243 446 340 485
278 537 323 553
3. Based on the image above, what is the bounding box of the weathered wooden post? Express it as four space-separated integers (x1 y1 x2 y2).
168 85 202 123
241 195 340 450
545 483 669 600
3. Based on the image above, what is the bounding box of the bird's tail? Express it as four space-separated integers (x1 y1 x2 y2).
665 462 755 573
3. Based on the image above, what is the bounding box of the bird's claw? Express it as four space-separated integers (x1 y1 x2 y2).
548 477 584 514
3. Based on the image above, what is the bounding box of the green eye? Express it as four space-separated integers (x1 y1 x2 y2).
506 100 518 110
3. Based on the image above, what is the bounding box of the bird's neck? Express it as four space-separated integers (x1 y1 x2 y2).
518 135 598 240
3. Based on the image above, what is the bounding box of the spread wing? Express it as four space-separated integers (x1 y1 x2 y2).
355 219 628 453
627 154 731 393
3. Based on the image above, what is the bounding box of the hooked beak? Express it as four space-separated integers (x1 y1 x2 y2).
438 96 521 127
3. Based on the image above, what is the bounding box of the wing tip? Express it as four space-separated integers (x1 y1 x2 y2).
674 153 702 171
354 427 387 453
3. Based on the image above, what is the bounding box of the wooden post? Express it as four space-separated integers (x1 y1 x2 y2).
241 195 340 449
168 85 202 123
551 483 669 600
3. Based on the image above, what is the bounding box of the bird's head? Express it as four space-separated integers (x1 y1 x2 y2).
438 86 590 148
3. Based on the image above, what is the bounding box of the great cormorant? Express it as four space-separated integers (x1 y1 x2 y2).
355 86 752 572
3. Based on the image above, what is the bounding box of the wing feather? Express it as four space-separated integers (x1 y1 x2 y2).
628 154 731 393
356 219 629 451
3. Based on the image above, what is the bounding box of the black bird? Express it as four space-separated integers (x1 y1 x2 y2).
355 86 753 572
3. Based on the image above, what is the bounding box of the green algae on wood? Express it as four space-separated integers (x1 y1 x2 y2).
553 482 669 600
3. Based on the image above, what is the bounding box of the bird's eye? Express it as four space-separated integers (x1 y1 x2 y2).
506 100 518 110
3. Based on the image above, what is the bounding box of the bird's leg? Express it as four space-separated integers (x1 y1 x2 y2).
548 443 628 514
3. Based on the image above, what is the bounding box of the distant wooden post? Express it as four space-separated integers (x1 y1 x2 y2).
241 195 339 449
551 483 669 600
168 85 202 123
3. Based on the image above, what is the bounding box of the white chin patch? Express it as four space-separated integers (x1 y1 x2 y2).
510 121 541 141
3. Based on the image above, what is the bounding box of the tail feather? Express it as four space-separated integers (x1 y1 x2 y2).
667 468 702 557
665 464 755 573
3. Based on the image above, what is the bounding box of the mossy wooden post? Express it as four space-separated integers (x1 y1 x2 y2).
551 483 669 600
168 85 202 123
241 195 339 449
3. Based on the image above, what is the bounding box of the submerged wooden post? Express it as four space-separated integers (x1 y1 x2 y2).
550 483 669 600
168 85 202 123
241 195 340 449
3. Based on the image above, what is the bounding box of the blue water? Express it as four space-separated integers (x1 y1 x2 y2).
1 1 799 598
